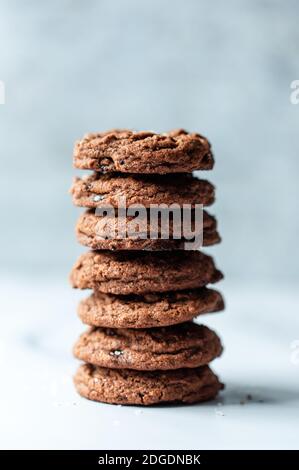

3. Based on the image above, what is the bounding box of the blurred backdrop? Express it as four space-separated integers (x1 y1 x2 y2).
0 0 298 285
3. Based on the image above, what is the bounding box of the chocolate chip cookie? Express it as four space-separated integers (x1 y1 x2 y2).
70 250 223 294
73 129 213 174
73 322 223 371
75 209 221 251
78 287 224 329
74 364 223 405
70 172 215 208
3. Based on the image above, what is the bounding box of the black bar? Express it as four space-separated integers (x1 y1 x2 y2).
0 450 298 466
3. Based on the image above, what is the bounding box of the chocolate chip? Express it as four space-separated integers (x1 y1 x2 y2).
110 350 123 357
93 195 104 202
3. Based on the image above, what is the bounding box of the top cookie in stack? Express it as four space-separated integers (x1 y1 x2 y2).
70 129 224 406
72 129 214 173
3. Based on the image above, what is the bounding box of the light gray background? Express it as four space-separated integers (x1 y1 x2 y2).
0 0 298 284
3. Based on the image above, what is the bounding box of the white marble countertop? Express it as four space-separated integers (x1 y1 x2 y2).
0 279 298 450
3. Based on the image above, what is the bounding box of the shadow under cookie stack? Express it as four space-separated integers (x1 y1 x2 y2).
70 129 224 406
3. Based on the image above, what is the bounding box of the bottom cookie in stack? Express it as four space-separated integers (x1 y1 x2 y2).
73 322 224 405
74 364 223 406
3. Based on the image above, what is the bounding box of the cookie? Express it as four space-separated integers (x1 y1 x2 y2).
78 287 224 329
70 250 223 295
70 172 215 208
73 129 213 174
73 322 223 371
75 209 221 251
74 364 223 405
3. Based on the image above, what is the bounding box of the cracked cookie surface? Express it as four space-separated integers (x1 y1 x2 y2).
74 364 223 405
73 322 223 370
78 287 224 328
70 172 215 208
75 209 221 251
73 129 213 174
70 250 223 294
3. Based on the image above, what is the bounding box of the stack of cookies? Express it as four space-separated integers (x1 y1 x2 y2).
70 129 224 406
